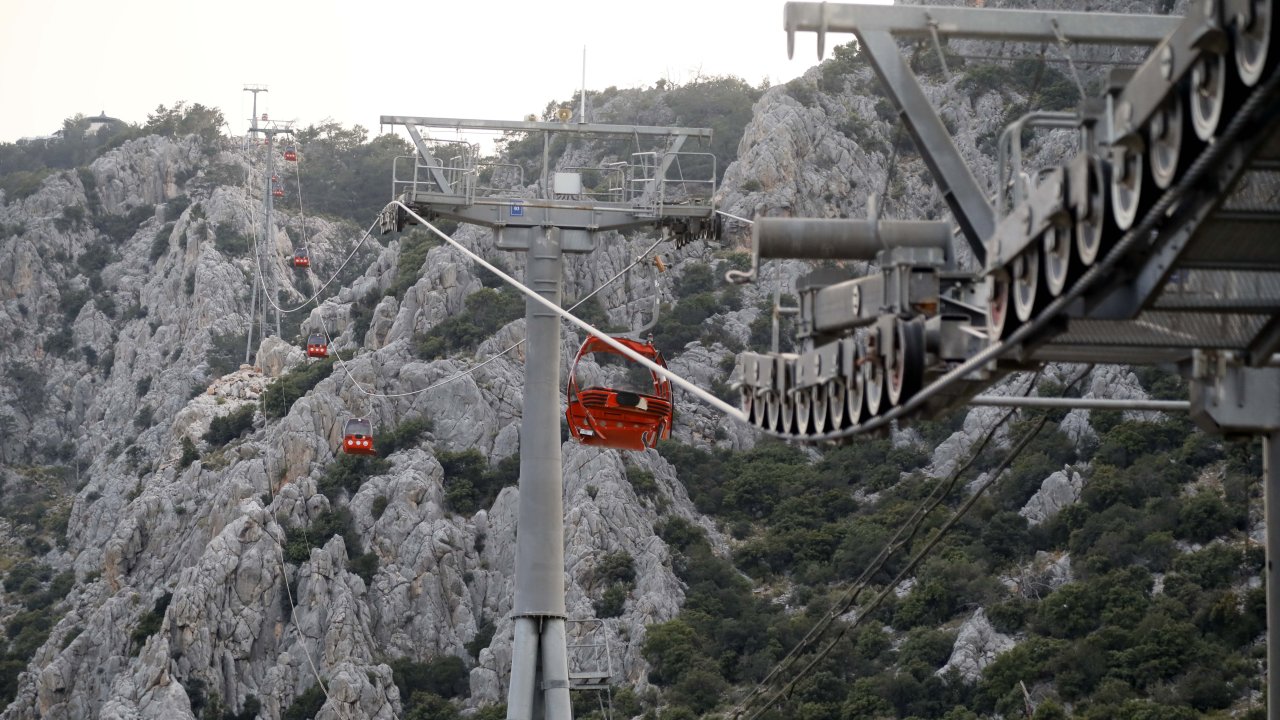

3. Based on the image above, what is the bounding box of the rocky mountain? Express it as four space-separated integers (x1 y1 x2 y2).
0 0 1263 718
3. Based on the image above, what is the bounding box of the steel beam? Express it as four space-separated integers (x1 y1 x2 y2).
1085 129 1269 320
754 217 952 261
969 396 1188 411
402 124 456 197
508 227 569 720
783 2 1179 47
643 134 689 202
398 197 710 238
515 228 567 618
857 28 995 262
381 115 712 139
1189 362 1280 435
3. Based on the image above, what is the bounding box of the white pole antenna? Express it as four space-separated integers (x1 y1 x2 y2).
579 46 587 124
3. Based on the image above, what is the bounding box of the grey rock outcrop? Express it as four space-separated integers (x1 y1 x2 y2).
0 123 750 719
937 609 1015 684
1019 468 1085 526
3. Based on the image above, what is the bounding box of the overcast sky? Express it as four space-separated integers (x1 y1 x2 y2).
0 0 890 144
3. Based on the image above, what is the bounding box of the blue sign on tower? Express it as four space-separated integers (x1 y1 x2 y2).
510 202 524 217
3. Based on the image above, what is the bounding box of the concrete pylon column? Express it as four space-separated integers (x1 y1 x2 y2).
506 227 570 720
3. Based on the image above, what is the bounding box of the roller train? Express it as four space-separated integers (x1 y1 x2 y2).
735 0 1280 442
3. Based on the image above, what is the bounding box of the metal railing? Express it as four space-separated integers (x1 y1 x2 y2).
393 149 715 212
390 137 479 201
560 165 627 203
628 151 717 213
473 161 526 199
995 111 1081 217
565 618 613 687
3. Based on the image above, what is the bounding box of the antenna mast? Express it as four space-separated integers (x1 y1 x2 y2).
242 85 293 352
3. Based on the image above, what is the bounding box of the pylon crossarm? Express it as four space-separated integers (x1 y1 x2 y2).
390 201 748 424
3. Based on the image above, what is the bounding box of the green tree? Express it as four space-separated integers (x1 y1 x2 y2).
641 619 701 685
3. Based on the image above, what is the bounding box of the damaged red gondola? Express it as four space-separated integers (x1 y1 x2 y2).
566 336 673 451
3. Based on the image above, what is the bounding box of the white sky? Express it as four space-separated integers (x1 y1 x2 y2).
0 0 890 143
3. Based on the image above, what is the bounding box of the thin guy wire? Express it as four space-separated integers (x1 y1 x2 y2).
730 369 1043 717
740 365 1093 720
314 235 667 400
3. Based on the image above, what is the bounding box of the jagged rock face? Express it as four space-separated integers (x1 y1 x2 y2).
0 126 757 719
1019 468 1085 525
936 609 1015 684
1 2 1189 712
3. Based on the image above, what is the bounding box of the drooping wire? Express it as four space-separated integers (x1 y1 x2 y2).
249 216 381 315
269 528 331 701
715 209 754 225
729 369 1040 717
251 143 674 402
878 123 907 217
382 203 746 421
290 143 311 259
313 235 667 400
732 365 1094 720
243 134 332 706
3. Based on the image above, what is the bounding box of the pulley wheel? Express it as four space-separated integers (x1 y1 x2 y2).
987 269 1018 342
1012 246 1046 323
827 378 848 430
765 390 781 431
780 389 796 434
810 384 829 434
861 332 886 418
740 385 756 425
1189 52 1227 141
887 318 925 407
1109 144 1144 231
1233 0 1275 87
847 344 866 426
1042 224 1072 297
1075 158 1107 269
794 387 811 435
1148 91 1189 190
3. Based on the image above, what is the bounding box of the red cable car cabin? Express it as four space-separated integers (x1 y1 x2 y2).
284 145 298 162
305 333 328 359
293 247 310 268
342 418 376 455
566 336 673 451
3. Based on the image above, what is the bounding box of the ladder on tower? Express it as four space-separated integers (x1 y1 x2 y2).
567 619 614 714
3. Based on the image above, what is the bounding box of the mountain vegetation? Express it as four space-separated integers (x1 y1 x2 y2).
0 30 1267 720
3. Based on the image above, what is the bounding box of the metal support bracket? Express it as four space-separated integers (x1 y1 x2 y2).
857 28 995 262
1189 352 1280 435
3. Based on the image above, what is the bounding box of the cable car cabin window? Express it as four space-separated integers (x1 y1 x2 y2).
566 336 673 452
342 418 376 455
305 334 328 359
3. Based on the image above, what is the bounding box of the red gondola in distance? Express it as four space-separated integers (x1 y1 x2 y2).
305 333 328 359
566 336 673 451
342 417 376 456
293 247 310 268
